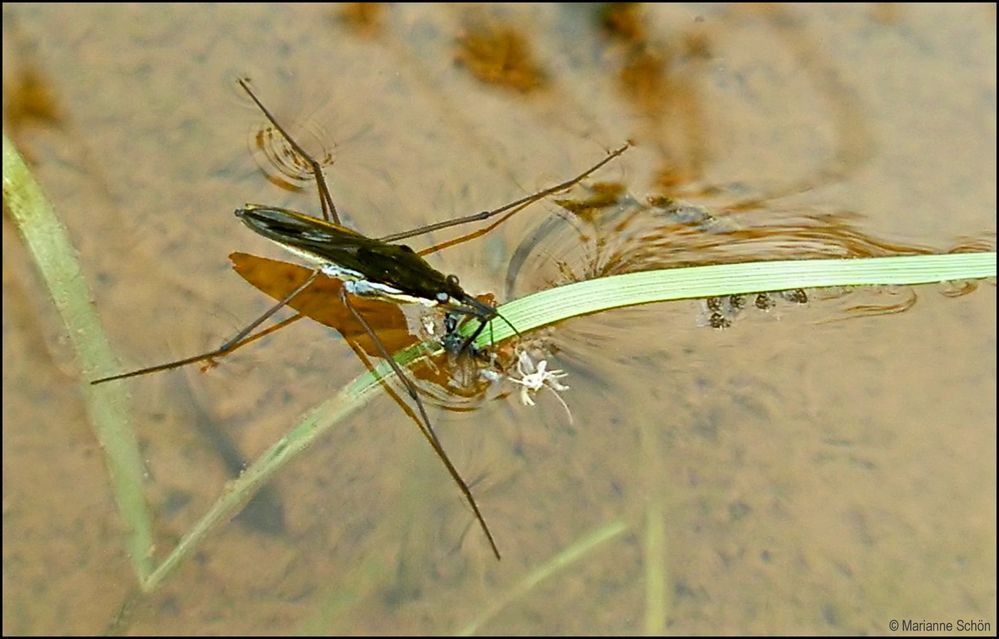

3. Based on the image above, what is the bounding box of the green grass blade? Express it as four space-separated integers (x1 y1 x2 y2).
643 502 667 635
3 134 155 582
458 520 630 636
140 360 391 591
471 253 997 344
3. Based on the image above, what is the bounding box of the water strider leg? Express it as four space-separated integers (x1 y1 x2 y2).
378 142 631 244
339 286 502 560
92 271 319 384
238 78 340 225
455 317 490 358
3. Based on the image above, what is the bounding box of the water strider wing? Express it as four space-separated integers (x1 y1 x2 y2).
229 252 471 396
229 252 417 356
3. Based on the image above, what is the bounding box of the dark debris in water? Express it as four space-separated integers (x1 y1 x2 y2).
704 290 809 329
454 21 548 93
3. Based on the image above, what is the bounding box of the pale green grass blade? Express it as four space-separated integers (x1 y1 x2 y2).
471 253 997 345
458 520 630 636
3 134 155 582
643 502 666 635
140 365 388 591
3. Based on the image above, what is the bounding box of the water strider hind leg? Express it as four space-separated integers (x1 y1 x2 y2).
338 286 502 560
92 271 319 384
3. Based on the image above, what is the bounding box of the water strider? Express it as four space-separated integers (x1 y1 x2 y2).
92 78 628 560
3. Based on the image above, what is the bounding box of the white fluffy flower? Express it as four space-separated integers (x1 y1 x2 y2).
508 350 572 423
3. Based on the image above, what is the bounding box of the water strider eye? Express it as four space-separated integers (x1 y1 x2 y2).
446 274 460 287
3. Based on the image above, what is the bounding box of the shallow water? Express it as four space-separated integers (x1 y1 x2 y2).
3 4 995 634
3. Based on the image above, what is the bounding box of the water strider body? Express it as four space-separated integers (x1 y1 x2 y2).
93 78 629 560
234 204 503 344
